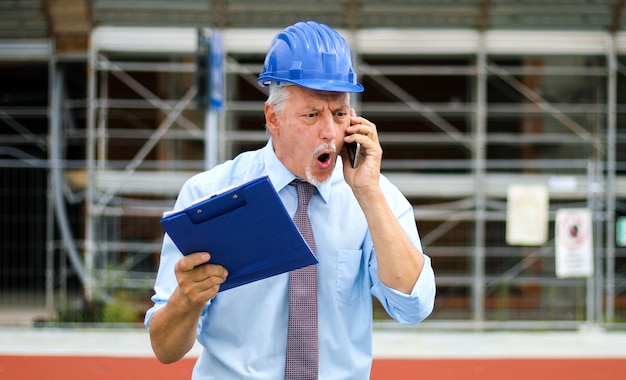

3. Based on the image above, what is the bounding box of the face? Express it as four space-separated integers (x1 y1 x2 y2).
265 85 350 185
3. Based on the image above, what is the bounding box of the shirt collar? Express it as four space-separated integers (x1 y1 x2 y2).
262 138 334 204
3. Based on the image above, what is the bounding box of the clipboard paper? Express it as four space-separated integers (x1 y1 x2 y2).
160 176 318 292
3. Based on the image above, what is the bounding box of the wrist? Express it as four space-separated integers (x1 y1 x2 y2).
171 286 206 314
354 185 386 214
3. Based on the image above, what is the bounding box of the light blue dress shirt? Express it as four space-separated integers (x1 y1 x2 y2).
145 140 436 379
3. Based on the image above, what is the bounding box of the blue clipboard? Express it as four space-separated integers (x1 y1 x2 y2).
160 176 318 292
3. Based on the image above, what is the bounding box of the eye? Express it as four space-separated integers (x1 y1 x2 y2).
334 109 349 118
334 111 348 121
306 113 317 118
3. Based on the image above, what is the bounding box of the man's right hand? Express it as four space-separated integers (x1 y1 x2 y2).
175 252 228 307
149 252 228 364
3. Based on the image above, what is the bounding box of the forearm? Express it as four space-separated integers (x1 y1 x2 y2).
149 286 204 364
356 187 424 294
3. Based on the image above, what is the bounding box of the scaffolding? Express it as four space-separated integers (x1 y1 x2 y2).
2 26 625 328
78 27 626 329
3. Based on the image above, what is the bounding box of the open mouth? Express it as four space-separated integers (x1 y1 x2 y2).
317 152 331 164
314 148 334 170
311 143 336 172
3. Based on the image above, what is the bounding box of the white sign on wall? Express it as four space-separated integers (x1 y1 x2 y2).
506 184 549 246
555 208 593 278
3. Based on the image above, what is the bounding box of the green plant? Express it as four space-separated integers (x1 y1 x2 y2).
102 295 139 323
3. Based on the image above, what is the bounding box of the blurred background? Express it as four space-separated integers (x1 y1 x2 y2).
1 0 625 331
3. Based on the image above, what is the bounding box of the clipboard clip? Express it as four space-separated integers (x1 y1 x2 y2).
186 190 246 224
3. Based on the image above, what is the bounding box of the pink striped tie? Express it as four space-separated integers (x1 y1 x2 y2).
285 180 318 379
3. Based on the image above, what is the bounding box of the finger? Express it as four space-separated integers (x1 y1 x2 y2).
183 264 228 287
199 263 229 281
177 274 223 305
176 262 228 301
346 123 378 149
193 266 229 296
349 115 375 135
176 251 211 272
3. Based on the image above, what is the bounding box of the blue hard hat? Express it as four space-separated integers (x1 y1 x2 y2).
258 21 364 93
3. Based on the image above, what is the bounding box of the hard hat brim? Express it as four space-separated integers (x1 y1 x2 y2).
259 77 364 93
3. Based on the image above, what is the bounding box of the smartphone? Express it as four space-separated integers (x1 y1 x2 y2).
346 141 361 168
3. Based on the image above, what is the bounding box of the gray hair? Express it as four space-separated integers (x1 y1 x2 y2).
264 83 292 133
266 83 292 115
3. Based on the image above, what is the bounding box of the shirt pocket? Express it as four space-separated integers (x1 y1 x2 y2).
336 249 367 305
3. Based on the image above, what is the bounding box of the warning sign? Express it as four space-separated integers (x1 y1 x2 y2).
555 208 593 278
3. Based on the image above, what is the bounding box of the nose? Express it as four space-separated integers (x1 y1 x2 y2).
319 111 337 141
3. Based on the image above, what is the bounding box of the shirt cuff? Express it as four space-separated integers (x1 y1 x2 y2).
379 254 436 324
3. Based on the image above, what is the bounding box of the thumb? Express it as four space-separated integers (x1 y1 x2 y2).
178 252 211 272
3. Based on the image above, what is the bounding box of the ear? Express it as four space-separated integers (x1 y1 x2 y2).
264 103 280 134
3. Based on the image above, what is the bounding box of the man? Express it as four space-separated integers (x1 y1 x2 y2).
145 21 435 379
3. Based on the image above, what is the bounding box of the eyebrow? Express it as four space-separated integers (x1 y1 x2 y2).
300 104 348 116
